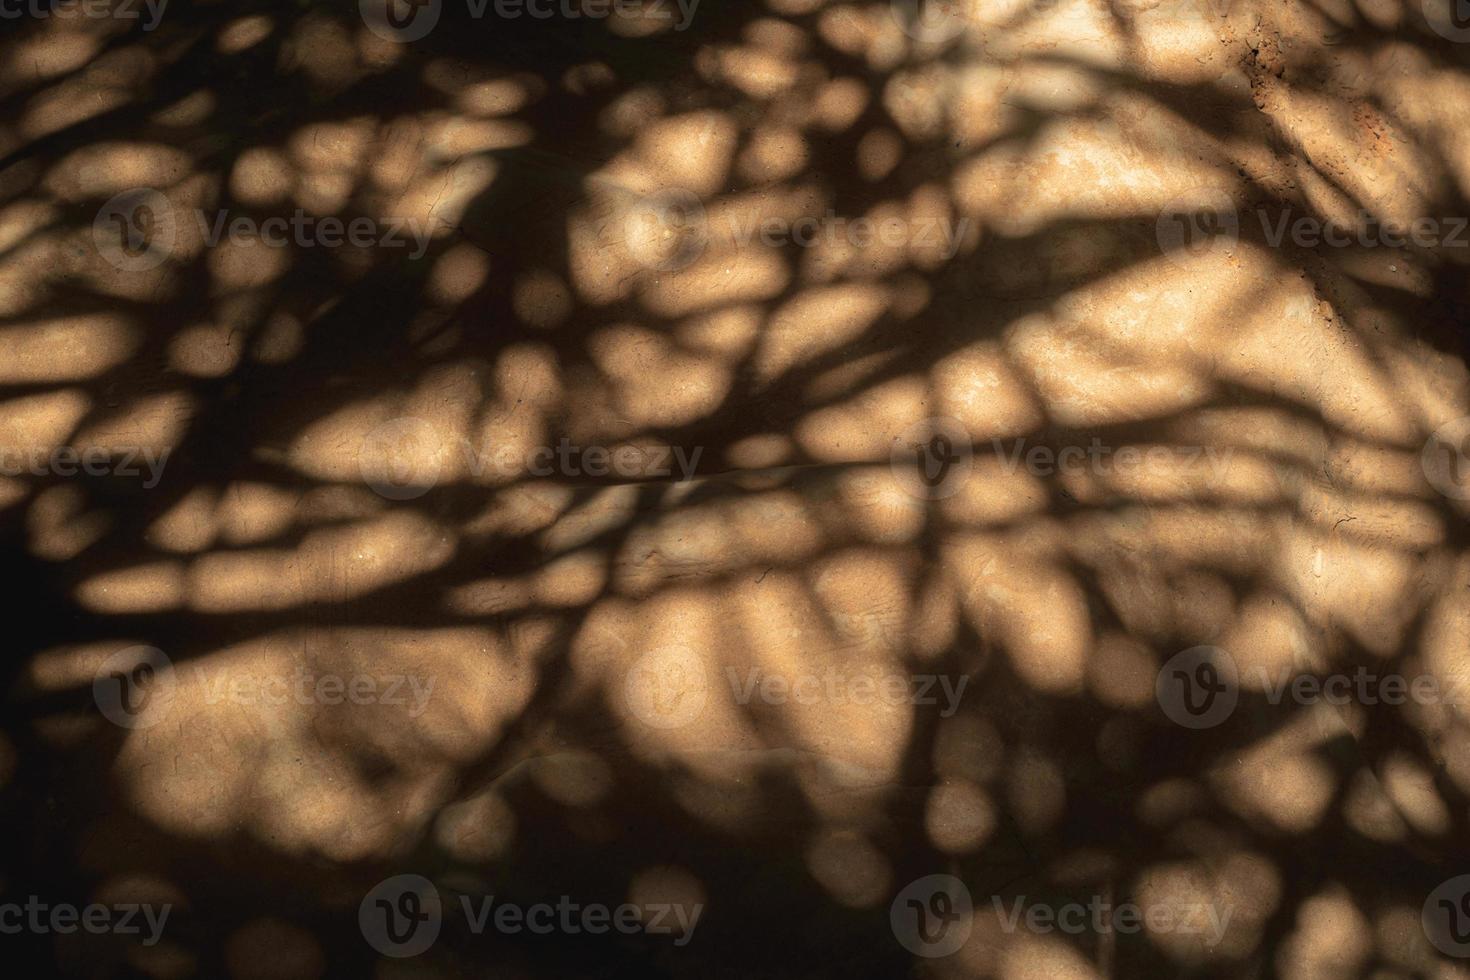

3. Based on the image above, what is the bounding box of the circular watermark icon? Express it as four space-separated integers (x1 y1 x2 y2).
360 0 442 42
359 416 446 501
93 189 176 273
93 645 176 729
623 645 708 730
622 188 708 272
1422 417 1470 501
890 0 973 43
1156 645 1239 729
1156 188 1239 265
1424 875 1470 957
361 874 443 958
891 874 973 958
1424 0 1470 42
890 416 974 500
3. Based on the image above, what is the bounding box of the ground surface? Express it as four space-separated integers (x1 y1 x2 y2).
4 0 1470 977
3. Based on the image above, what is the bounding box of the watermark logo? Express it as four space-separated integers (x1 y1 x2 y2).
94 193 437 272
1156 189 1239 265
359 417 446 501
360 876 702 956
1425 0 1470 42
624 645 707 729
358 417 704 499
93 645 175 730
0 897 170 944
361 875 443 958
1156 645 1461 728
891 874 973 958
94 189 176 273
360 0 441 42
1156 646 1238 729
1425 875 1470 957
890 417 974 500
623 188 708 272
890 0 972 43
1423 417 1470 501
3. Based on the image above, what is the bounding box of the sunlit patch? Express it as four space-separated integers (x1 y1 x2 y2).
925 779 996 853
435 790 516 861
806 829 891 907
218 15 275 54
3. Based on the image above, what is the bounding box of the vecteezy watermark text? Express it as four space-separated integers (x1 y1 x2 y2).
92 647 438 729
0 445 169 487
360 875 701 958
991 894 1232 943
93 190 436 272
359 416 704 500
726 667 969 717
621 646 972 731
992 437 1235 480
620 189 972 272
1156 645 1463 728
0 0 167 30
1157 192 1470 263
360 0 700 43
0 897 170 946
198 667 435 718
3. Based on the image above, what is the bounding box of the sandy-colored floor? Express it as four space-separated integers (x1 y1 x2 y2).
3 0 1470 976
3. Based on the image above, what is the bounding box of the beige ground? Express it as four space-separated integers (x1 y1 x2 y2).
4 0 1470 976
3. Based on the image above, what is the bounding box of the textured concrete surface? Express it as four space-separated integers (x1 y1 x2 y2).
3 0 1470 976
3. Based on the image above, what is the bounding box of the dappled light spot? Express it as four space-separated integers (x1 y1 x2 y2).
186 513 455 612
428 242 491 305
1135 851 1281 962
1136 779 1209 828
0 315 137 382
77 561 185 613
950 533 1091 694
805 829 890 908
28 484 110 561
1275 886 1372 977
627 866 705 944
999 934 1102 980
229 147 294 206
1378 751 1452 838
534 551 609 608
435 789 516 862
736 125 809 184
1342 767 1411 842
925 779 996 854
168 323 242 378
757 284 890 384
1209 706 1341 834
218 15 275 54
527 751 615 806
145 488 220 554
